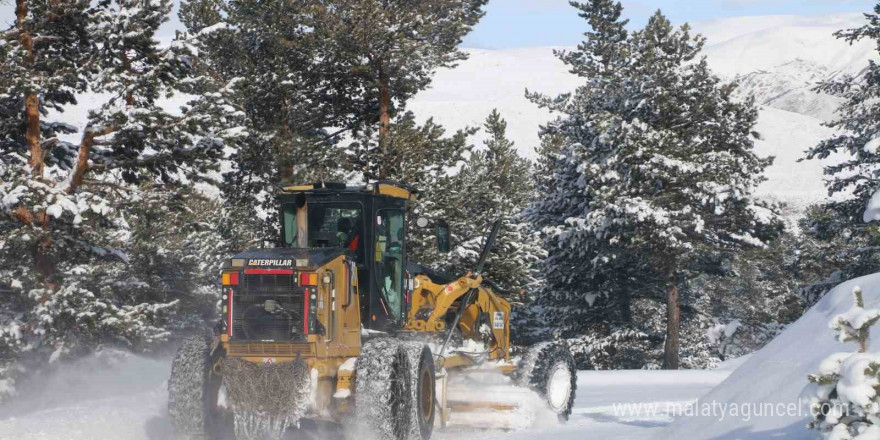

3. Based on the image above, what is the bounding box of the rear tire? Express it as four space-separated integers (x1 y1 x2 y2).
401 342 435 440
516 341 577 422
355 339 414 440
168 336 215 439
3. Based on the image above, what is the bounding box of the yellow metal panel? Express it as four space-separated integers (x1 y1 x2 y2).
282 184 315 191
377 184 415 200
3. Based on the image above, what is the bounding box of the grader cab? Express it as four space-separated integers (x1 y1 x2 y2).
167 181 577 440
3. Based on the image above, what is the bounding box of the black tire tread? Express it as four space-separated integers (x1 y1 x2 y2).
516 341 577 421
355 338 414 440
168 335 212 439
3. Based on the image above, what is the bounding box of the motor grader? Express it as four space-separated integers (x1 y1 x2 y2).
167 181 577 440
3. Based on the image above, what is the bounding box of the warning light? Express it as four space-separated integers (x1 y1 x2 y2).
300 272 318 286
222 272 239 286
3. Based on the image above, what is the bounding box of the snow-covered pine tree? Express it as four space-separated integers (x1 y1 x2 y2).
690 234 804 361
314 0 488 151
179 0 365 243
0 0 240 400
422 110 544 294
527 3 781 369
802 4 880 303
805 286 880 440
81 0 244 189
0 0 90 180
797 205 880 306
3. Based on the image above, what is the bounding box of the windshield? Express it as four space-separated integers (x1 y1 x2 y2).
282 203 364 253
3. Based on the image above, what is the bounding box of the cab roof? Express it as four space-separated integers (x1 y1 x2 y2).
279 181 419 201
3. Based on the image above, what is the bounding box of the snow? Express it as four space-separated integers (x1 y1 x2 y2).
0 355 730 440
864 190 880 223
658 272 880 440
750 106 844 214
695 14 875 79
835 353 880 407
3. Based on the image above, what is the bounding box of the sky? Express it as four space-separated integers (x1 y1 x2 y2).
0 0 876 47
461 0 877 48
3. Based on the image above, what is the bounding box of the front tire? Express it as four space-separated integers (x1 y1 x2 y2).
516 341 577 421
355 339 414 440
401 343 435 440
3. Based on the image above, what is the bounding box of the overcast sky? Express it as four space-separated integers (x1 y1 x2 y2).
1 0 876 48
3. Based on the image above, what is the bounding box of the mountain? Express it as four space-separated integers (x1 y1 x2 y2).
407 13 876 214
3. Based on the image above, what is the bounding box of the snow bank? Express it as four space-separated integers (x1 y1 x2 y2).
656 272 880 440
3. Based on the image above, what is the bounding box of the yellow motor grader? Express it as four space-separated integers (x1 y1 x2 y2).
167 181 577 440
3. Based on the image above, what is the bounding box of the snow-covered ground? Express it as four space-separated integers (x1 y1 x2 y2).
0 355 730 440
658 272 880 440
6 269 875 440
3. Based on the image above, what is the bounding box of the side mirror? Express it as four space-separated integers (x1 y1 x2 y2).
436 220 451 253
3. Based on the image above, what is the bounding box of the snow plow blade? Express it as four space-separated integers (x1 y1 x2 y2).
434 367 550 431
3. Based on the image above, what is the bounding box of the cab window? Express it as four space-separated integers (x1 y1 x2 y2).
374 209 405 319
282 203 364 260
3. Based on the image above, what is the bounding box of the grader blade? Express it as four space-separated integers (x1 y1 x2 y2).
435 367 557 431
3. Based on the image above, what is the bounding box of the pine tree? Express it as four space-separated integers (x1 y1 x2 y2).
178 0 367 242
0 0 239 399
0 0 91 180
314 0 488 161
808 3 880 222
805 286 880 440
424 110 544 293
527 4 782 369
802 3 880 303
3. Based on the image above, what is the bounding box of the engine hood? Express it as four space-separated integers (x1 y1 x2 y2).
227 248 351 270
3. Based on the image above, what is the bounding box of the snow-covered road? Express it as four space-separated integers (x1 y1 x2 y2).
0 354 731 440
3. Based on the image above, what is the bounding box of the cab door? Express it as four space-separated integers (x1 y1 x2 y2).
370 207 407 329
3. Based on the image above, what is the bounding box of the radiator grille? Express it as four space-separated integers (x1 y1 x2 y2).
231 273 306 341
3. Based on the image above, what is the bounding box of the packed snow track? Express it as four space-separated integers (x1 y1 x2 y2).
0 352 730 440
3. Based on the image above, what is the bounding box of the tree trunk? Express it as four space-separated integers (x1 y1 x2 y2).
25 94 43 177
663 270 681 370
278 123 295 183
377 68 391 180
617 287 632 324
18 0 43 178
69 126 115 193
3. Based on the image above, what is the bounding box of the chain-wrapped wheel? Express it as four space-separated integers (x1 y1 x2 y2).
401 342 435 440
168 335 227 439
516 341 577 421
355 339 414 440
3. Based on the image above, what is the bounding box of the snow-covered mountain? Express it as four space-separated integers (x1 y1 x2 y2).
408 13 875 214
732 59 845 122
